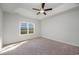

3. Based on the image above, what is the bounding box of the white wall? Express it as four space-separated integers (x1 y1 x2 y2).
41 7 79 47
0 8 3 49
3 12 41 45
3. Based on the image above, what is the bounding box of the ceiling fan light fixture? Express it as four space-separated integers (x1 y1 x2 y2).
32 3 52 15
40 10 44 13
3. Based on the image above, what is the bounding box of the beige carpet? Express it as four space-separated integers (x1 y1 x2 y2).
1 37 79 55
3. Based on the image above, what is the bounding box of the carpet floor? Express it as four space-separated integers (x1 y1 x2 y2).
1 37 79 55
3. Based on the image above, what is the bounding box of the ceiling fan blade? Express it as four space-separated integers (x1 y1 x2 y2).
32 8 40 11
43 12 46 15
37 12 40 15
42 3 45 9
44 8 52 11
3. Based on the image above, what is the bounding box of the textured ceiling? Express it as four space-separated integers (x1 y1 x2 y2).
0 3 79 20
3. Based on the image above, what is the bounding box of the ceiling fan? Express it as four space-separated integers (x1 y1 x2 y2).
32 3 52 15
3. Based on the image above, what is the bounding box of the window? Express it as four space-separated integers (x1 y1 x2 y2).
19 22 35 35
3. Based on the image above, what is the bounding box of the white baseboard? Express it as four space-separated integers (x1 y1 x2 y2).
42 35 79 47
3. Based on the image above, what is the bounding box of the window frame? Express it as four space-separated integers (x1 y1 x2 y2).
19 21 35 36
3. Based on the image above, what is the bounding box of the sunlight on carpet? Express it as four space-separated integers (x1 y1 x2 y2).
0 41 28 54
